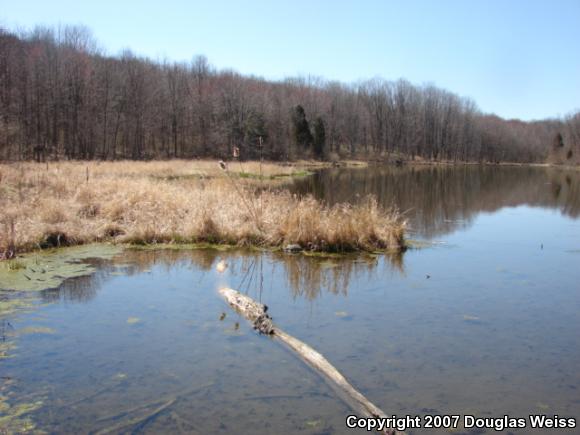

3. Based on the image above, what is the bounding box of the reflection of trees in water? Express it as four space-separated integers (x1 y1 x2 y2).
274 252 403 300
291 166 580 238
122 249 220 273
38 248 405 304
40 249 222 304
41 260 109 303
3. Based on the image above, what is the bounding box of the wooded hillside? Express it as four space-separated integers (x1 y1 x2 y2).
1 26 578 163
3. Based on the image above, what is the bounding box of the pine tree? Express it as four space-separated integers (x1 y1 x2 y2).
292 105 313 150
312 117 326 159
552 132 564 149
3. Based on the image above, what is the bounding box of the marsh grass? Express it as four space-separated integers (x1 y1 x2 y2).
0 160 405 257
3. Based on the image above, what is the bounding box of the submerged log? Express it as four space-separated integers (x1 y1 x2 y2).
219 287 406 435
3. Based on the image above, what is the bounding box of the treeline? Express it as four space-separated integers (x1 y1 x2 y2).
292 166 580 238
0 25 577 163
548 112 580 165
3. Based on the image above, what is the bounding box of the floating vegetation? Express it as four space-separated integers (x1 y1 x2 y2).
0 341 16 360
405 239 436 249
0 400 42 433
304 419 322 428
126 317 141 325
5 260 25 271
0 244 122 292
18 326 56 335
0 297 34 317
0 243 123 426
0 379 43 433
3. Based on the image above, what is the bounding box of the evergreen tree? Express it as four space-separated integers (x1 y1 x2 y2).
292 105 313 150
312 117 326 159
552 132 564 149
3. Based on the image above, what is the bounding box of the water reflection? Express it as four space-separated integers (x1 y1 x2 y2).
291 166 580 238
2 167 579 434
276 252 402 300
38 249 405 305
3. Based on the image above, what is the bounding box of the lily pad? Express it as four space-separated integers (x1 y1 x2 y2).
0 244 122 291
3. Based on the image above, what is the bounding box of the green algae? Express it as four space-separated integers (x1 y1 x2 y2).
0 341 16 360
18 327 56 335
0 245 122 431
0 398 43 433
405 239 435 249
0 378 43 433
0 244 122 292
0 297 34 317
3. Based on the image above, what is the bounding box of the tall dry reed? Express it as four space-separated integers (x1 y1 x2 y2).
0 161 405 256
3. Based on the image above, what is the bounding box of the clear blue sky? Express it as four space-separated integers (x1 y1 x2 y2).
1 0 579 120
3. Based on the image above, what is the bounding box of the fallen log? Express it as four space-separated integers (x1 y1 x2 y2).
219 287 406 435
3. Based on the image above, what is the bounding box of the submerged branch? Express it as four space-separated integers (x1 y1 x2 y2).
219 287 406 435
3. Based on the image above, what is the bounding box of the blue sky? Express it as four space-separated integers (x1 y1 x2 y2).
1 0 579 120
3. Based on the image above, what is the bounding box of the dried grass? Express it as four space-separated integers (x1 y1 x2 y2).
0 160 405 256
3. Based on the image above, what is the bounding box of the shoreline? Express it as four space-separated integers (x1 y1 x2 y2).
1 157 576 261
0 160 405 260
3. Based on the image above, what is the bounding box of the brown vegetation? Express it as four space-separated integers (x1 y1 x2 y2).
0 161 405 257
548 113 580 166
0 26 574 165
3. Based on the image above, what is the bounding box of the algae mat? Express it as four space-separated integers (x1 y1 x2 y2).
0 245 123 292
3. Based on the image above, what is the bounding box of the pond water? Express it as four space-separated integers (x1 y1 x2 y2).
1 166 579 434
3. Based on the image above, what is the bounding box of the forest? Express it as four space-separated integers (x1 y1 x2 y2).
1 25 579 163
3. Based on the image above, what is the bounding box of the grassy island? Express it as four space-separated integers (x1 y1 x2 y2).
0 160 405 259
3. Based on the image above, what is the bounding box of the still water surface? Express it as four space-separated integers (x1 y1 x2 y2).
1 166 579 434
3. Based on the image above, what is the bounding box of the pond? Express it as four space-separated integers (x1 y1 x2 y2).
1 166 579 434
